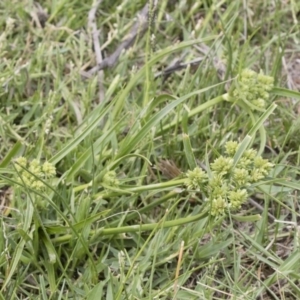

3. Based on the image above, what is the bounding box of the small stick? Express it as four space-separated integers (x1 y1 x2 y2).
248 198 276 221
88 0 105 102
154 57 205 79
174 240 185 296
84 1 158 77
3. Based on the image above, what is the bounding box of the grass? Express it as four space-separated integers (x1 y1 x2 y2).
1 0 300 299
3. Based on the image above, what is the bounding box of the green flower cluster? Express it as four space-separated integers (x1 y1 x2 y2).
184 141 273 217
102 170 119 187
232 69 274 110
15 157 56 191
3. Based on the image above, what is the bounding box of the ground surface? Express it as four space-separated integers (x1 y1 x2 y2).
1 1 300 299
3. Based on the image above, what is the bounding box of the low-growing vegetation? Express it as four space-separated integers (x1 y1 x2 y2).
0 0 300 299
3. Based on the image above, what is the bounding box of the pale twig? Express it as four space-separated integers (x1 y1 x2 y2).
174 241 184 297
84 1 158 77
154 57 205 80
88 0 105 102
194 44 227 81
31 2 48 28
248 197 276 221
153 39 226 83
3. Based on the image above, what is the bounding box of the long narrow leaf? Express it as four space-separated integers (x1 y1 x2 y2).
49 101 113 165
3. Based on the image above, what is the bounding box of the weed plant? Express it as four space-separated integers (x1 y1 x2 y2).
0 0 300 299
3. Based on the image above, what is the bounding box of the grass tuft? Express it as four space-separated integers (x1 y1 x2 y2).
0 0 300 299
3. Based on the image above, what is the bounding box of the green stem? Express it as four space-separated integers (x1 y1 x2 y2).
126 179 186 192
51 210 209 244
93 179 186 198
158 94 226 134
109 191 178 227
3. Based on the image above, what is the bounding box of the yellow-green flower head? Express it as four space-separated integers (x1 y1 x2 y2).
185 167 208 190
14 158 56 192
225 141 239 156
233 69 274 111
103 171 119 187
210 183 228 199
208 174 226 189
211 156 233 176
15 156 27 172
249 169 264 182
228 189 248 210
252 98 266 109
21 175 31 187
257 71 274 90
253 156 274 175
240 69 257 83
42 161 56 177
184 140 274 217
210 196 227 217
31 180 45 191
233 168 250 187
243 149 257 160
29 159 42 176
236 157 252 169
